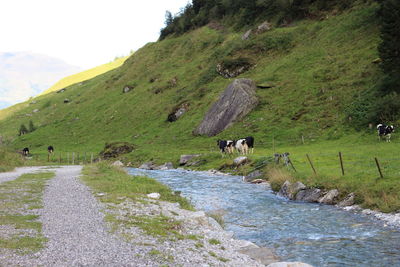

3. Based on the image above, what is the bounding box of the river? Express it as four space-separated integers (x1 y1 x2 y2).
127 168 400 267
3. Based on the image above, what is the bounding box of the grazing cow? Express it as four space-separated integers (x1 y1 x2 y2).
22 147 29 156
217 140 235 156
377 124 395 142
48 146 54 154
244 136 255 154
217 139 228 155
234 139 249 155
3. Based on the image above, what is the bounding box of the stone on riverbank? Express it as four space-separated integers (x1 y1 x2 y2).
244 170 263 182
278 181 306 200
139 162 157 170
154 162 174 170
179 154 200 166
318 189 339 204
234 156 248 166
295 188 323 202
337 192 355 207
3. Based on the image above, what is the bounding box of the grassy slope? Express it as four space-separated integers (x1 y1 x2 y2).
0 57 128 123
0 3 398 211
39 56 128 95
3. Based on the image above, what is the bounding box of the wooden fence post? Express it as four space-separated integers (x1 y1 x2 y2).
306 154 317 175
47 153 50 162
339 152 344 176
59 153 61 164
302 135 305 145
374 157 384 178
72 152 75 165
77 152 80 164
84 152 87 164
288 156 297 172
91 153 93 164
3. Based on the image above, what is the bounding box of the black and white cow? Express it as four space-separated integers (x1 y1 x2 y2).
377 124 395 142
48 146 54 154
234 139 249 155
217 140 235 155
22 147 29 156
244 136 254 154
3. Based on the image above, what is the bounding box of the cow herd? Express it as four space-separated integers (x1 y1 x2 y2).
217 136 254 156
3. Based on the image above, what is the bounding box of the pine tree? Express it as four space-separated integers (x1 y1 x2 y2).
378 0 400 93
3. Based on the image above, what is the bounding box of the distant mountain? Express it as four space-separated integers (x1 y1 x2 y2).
0 52 80 109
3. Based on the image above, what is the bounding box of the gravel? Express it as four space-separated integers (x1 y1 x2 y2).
0 166 51 184
1 166 266 266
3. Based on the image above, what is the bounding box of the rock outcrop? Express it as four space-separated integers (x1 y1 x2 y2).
194 79 258 136
99 142 134 159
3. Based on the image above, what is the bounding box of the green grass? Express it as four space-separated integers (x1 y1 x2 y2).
81 163 194 240
0 3 398 212
0 172 55 253
82 163 193 210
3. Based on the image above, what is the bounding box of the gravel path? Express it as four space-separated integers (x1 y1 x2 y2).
3 166 151 266
0 166 51 184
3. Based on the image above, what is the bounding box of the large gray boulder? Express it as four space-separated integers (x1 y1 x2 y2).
194 79 258 136
234 156 248 166
244 170 263 182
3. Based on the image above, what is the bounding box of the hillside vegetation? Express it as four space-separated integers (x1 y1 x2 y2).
39 56 128 95
0 2 399 211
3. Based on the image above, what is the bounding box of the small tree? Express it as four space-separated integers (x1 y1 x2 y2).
19 124 28 136
28 120 36 133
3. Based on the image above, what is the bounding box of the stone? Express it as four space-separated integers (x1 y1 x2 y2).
337 192 355 207
234 156 248 166
256 21 272 34
63 98 70 103
318 189 339 205
99 142 134 159
238 247 279 265
30 101 37 104
295 188 323 202
207 217 223 231
57 88 66 93
155 162 174 170
147 193 160 199
243 170 263 182
32 109 39 113
242 29 252 40
139 162 156 170
179 154 200 166
278 181 306 200
267 262 314 267
250 179 265 184
112 160 124 167
122 86 133 93
193 79 258 136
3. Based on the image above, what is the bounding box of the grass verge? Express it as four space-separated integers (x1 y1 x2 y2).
0 172 55 254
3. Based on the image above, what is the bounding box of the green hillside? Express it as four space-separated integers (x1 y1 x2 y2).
0 2 399 211
39 56 128 95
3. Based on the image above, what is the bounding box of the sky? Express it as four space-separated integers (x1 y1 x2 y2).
0 0 189 109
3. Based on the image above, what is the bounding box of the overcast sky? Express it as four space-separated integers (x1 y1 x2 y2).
1 0 189 69
0 0 189 109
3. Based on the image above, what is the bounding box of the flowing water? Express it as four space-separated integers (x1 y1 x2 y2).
127 168 400 267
